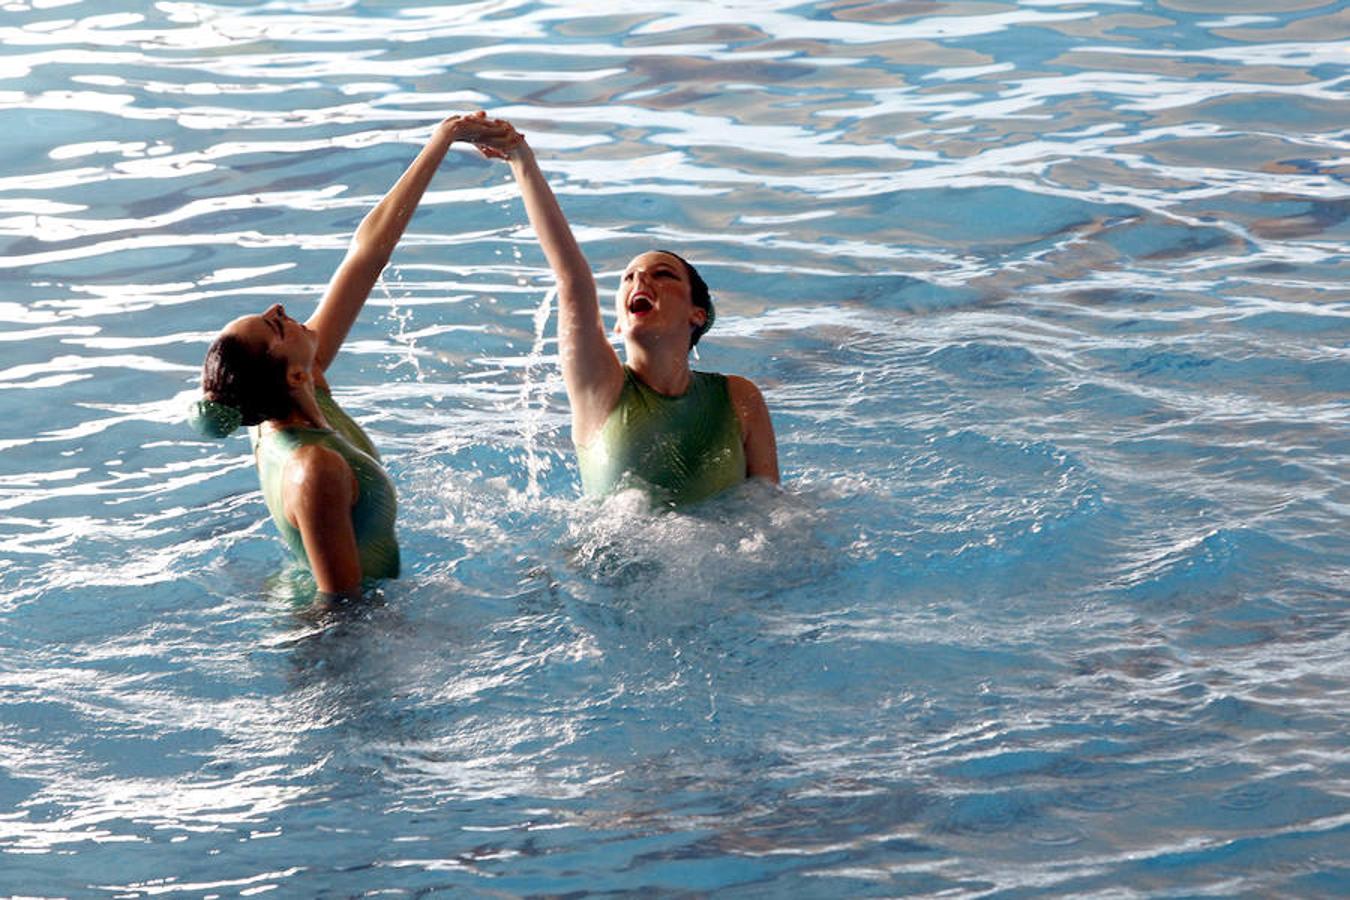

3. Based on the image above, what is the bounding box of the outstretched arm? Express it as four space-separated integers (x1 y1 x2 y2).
484 133 624 443
307 112 518 374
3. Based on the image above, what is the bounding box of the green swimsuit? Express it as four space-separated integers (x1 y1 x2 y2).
251 388 400 581
577 367 746 506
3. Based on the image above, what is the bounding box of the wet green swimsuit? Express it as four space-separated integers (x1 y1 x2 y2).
577 367 746 506
251 388 400 581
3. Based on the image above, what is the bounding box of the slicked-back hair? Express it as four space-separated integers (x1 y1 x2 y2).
201 333 294 427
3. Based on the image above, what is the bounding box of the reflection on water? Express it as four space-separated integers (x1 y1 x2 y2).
0 0 1347 894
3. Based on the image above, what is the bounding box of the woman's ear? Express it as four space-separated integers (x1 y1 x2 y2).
690 307 708 329
286 363 310 391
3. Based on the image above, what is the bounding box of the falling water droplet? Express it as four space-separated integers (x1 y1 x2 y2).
516 287 558 500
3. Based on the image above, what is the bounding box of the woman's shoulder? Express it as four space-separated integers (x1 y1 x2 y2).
283 441 356 504
722 374 770 419
720 373 763 397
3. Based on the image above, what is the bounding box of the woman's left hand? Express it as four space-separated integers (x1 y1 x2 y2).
441 111 523 158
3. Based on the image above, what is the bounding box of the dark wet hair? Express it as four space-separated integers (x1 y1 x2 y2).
655 249 714 348
201 333 294 428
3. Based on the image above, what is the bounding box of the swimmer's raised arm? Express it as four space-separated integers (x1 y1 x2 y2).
306 112 519 375
480 130 624 442
472 122 779 504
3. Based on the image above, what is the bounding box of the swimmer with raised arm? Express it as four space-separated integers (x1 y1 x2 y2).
190 112 519 601
478 123 779 505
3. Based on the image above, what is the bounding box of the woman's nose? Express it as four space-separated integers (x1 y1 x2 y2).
265 302 284 317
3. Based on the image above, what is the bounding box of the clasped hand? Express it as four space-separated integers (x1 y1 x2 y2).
441 110 524 159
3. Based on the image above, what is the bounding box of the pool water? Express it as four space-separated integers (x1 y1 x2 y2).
1 0 1347 895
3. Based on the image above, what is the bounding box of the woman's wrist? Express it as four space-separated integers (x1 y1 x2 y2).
438 119 465 143
506 139 535 166
437 113 482 142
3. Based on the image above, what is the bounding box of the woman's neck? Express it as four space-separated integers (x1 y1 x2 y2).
625 343 693 396
274 381 330 430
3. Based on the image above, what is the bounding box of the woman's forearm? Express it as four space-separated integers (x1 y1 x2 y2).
349 124 457 268
505 142 623 417
308 117 474 371
466 124 621 429
508 143 597 306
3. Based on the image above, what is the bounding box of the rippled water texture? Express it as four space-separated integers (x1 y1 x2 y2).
1 0 1347 895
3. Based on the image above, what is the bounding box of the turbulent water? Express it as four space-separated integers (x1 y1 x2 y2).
0 0 1346 896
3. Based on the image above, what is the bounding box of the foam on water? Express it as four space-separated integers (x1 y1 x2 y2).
0 0 1347 895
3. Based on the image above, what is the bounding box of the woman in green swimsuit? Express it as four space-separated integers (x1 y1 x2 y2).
190 112 518 600
476 123 779 506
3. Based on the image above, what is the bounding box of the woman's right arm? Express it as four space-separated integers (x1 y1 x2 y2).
494 138 624 441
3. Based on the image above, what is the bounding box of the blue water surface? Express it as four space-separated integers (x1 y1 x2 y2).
0 0 1347 896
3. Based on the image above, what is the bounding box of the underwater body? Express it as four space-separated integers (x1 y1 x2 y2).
0 0 1347 895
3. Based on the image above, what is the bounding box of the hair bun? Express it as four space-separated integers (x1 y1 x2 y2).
188 398 244 438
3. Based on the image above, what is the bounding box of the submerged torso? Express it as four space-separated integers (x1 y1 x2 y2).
251 387 399 581
577 367 745 506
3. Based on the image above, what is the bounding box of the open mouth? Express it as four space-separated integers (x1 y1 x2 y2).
628 293 654 315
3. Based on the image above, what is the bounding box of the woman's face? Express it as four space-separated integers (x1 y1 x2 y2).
614 251 705 348
220 303 317 378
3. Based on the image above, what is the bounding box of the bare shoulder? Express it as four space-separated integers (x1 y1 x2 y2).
725 374 768 410
724 374 779 482
289 442 349 477
284 443 357 511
